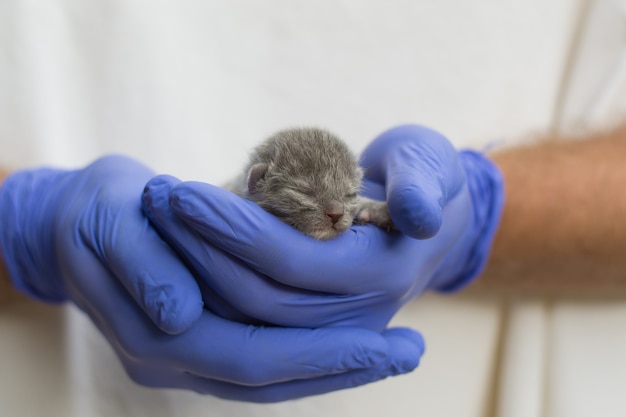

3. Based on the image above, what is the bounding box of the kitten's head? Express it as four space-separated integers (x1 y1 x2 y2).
245 127 362 240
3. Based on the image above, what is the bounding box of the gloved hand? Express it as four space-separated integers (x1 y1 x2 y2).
0 155 424 402
142 124 504 333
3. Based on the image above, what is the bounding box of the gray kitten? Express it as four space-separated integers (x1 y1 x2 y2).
225 127 393 240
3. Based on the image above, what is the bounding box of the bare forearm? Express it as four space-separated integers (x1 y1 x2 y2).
0 169 25 305
0 257 19 304
471 125 626 296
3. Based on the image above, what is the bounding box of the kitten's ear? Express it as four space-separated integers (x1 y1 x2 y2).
247 163 268 194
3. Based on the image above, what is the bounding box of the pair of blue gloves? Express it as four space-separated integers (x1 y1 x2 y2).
0 125 503 402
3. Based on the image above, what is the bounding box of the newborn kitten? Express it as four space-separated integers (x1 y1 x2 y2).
225 127 393 240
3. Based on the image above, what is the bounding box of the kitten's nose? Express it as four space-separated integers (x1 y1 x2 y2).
326 201 344 225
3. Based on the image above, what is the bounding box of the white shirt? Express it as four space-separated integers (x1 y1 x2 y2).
1 1 624 416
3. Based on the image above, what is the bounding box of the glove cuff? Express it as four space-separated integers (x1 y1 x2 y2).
0 168 70 302
432 150 505 292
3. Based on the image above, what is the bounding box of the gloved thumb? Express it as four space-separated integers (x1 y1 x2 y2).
360 125 466 239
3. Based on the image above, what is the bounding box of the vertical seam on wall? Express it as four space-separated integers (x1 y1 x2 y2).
482 297 510 417
550 0 594 135
540 298 554 417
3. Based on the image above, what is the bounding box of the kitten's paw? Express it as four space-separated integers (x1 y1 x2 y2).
356 198 395 232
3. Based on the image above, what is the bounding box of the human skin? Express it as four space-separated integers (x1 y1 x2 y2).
0 169 22 304
0 255 18 303
2 125 626 303
470 124 626 296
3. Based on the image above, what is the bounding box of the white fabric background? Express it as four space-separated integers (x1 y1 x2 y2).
1 1 624 416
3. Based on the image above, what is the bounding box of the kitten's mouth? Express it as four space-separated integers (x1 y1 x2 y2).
305 217 351 240
310 226 344 241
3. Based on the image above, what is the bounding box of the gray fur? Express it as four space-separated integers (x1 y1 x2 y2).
227 127 393 240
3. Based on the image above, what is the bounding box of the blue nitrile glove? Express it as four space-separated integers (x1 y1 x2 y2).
0 155 425 402
142 124 504 333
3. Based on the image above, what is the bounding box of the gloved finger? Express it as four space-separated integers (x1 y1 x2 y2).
143 176 275 319
173 326 425 403
380 327 426 372
143 175 301 323
68 156 204 334
173 315 396 386
66 253 410 392
360 124 466 239
143 176 405 330
104 213 204 334
152 179 423 295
